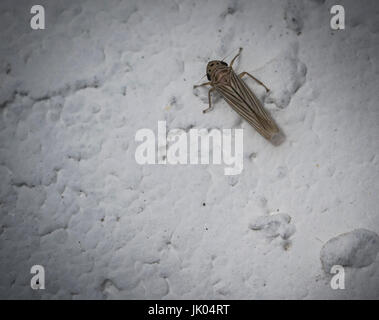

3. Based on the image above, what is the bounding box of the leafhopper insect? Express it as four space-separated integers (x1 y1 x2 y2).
194 48 282 144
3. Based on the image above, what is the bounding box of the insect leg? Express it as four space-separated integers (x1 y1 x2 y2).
229 47 243 67
239 72 270 92
193 82 211 88
203 88 215 113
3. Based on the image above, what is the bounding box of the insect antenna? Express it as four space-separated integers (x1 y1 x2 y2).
194 73 208 84
194 47 239 84
221 47 241 62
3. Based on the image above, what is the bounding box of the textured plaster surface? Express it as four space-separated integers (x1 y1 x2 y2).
0 0 378 299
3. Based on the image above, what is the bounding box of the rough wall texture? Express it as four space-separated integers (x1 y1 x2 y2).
0 0 378 299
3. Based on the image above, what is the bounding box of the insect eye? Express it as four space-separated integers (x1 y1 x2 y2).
220 61 227 66
207 73 211 80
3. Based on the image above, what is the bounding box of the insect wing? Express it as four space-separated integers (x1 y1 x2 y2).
215 70 279 140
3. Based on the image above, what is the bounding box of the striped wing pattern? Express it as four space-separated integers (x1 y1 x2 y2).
215 70 279 140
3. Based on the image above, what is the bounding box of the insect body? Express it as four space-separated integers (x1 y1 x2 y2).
194 48 281 143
